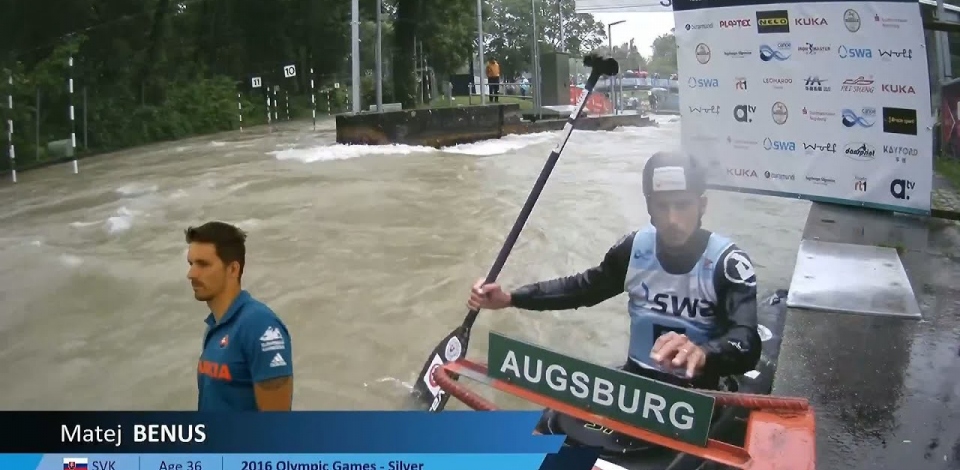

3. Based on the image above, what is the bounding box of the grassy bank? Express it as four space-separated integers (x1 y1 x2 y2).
418 95 535 110
936 156 960 190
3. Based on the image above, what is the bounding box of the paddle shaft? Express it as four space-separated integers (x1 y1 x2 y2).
459 69 607 336
412 57 617 411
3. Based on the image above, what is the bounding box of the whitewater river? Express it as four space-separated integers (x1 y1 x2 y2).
0 117 957 469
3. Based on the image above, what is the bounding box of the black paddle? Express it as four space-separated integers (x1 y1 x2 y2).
411 54 620 412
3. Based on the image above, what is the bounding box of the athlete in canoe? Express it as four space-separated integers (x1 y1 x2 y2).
467 151 761 390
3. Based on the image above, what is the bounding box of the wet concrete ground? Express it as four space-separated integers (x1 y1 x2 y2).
775 198 960 469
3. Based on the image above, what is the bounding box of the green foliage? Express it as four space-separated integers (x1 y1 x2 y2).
87 75 240 149
647 32 679 75
0 0 479 172
0 0 641 174
482 0 606 79
592 39 649 73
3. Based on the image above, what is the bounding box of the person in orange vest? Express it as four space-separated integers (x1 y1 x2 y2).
485 58 501 103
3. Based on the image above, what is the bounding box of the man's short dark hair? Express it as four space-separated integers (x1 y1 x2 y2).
185 221 247 279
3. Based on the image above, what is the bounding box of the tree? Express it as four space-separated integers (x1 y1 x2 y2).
392 0 477 107
481 0 606 79
647 30 678 75
0 0 482 168
594 39 648 72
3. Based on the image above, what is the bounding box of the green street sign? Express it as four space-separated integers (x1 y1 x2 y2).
487 331 716 447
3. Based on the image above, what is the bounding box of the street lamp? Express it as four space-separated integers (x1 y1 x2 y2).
607 20 626 115
477 0 487 105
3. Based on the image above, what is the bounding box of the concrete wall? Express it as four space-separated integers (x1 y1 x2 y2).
336 104 512 147
335 104 656 147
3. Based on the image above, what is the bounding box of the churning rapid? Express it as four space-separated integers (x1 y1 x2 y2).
1 117 958 469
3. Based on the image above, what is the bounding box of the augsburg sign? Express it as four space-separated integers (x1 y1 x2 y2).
487 332 716 447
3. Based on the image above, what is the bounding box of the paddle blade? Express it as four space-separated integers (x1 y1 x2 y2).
410 326 470 411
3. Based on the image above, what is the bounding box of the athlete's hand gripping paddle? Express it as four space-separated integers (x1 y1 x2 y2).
410 54 620 412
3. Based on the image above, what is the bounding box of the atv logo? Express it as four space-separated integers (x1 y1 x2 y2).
641 282 716 317
733 104 756 122
844 142 876 161
889 178 915 200
838 46 872 58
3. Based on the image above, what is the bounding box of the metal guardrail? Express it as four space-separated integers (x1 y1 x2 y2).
595 77 679 89
470 78 680 94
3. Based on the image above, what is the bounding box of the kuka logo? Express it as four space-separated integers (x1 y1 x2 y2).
881 84 916 94
794 17 827 26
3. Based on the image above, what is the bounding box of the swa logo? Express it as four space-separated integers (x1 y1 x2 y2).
688 77 720 88
759 44 790 61
763 138 795 151
838 46 872 58
641 282 716 317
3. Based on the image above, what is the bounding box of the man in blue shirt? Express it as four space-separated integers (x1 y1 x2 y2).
187 221 294 411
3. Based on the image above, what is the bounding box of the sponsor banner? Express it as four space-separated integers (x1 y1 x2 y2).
674 0 933 214
574 0 674 13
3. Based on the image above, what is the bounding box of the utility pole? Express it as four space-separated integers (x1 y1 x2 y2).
558 0 565 52
477 0 487 104
608 20 625 115
351 0 361 113
376 0 383 112
532 0 541 114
